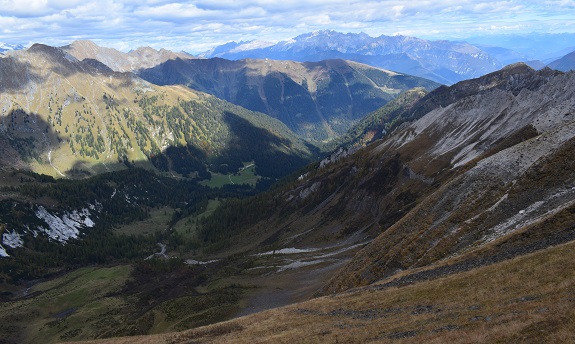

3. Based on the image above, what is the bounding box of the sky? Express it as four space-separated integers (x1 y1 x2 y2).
1 0 574 54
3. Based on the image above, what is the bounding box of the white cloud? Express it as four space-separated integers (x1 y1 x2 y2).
0 0 51 16
0 0 573 53
135 3 215 19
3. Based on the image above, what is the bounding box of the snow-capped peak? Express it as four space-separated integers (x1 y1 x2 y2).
229 40 274 53
0 42 25 53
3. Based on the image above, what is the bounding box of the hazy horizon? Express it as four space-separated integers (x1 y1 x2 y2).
1 0 574 54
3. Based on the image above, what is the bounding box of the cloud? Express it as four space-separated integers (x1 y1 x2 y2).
0 0 53 17
134 3 215 19
0 0 573 53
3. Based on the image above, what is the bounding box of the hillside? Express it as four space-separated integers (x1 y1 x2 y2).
548 50 575 72
0 44 315 179
177 64 575 294
2 62 574 343
66 239 575 343
189 63 574 256
324 64 575 292
55 62 575 344
138 57 440 141
201 30 502 85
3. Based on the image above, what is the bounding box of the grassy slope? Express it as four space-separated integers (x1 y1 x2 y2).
200 163 260 188
0 266 132 344
0 260 249 344
0 46 314 178
68 239 575 344
138 57 440 141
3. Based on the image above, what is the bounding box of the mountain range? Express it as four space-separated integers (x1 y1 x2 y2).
202 30 575 85
136 57 439 141
0 43 25 55
0 31 575 343
51 40 440 142
0 43 314 179
465 32 575 62
14 61 570 344
548 50 575 72
201 30 501 85
62 40 197 73
4 31 575 85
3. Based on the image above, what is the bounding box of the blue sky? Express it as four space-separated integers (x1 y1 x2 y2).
1 0 574 53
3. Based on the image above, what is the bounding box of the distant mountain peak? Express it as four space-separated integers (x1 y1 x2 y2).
27 43 79 64
0 42 25 53
201 29 501 84
501 61 534 71
69 39 99 48
62 40 196 73
548 49 575 72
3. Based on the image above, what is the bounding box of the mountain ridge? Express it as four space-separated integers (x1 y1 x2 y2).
38 61 575 344
201 30 502 85
548 50 575 72
2 38 575 342
0 43 315 179
57 39 441 142
62 40 197 73
137 55 440 141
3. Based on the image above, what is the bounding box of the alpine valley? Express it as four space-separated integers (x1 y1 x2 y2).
0 32 574 344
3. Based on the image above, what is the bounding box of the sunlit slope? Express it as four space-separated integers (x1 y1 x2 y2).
0 44 314 178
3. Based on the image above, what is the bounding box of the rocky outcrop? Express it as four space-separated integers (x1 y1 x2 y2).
61 40 195 73
322 65 575 292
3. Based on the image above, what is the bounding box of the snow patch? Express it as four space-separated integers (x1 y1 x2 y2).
2 230 23 248
230 40 274 53
88 201 103 212
0 244 9 257
185 259 219 265
35 206 94 243
257 247 320 256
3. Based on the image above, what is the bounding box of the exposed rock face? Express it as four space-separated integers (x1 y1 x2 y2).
232 63 575 293
61 40 196 73
320 64 575 291
319 147 358 168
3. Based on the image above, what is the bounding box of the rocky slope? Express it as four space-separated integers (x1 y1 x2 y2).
191 63 575 294
138 57 440 141
62 40 196 73
322 64 575 291
56 62 575 344
548 50 575 72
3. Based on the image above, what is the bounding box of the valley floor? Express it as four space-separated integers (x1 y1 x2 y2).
67 239 575 344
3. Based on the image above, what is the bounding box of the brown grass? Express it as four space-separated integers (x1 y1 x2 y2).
64 239 575 344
